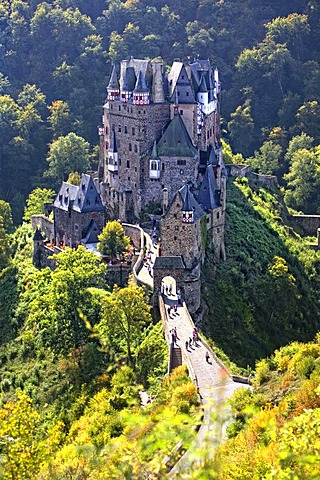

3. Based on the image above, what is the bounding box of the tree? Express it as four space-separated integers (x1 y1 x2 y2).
295 100 320 143
97 283 152 366
284 147 320 213
0 215 11 271
98 220 130 259
249 140 282 175
0 200 13 233
285 133 314 164
228 100 255 156
67 171 81 186
45 132 91 186
0 391 46 479
23 187 55 221
48 100 71 139
22 247 106 354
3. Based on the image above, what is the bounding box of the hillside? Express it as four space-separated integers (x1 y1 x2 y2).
203 177 320 367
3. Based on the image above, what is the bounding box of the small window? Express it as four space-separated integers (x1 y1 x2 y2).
124 126 128 133
127 160 130 168
128 176 130 181
129 143 132 151
75 224 79 231
134 144 138 153
162 163 165 171
186 92 189 96
180 110 183 115
217 212 220 219
118 105 121 111
118 125 121 133
177 160 186 166
174 236 177 240
132 127 135 135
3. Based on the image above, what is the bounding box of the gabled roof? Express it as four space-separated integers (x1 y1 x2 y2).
157 114 197 157
81 219 101 244
74 174 105 213
168 62 196 104
178 184 205 222
197 164 221 210
53 182 78 212
54 174 105 214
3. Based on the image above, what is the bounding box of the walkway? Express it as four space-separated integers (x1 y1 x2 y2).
135 229 157 288
162 286 250 477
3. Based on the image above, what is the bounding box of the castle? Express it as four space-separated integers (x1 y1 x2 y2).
33 57 227 313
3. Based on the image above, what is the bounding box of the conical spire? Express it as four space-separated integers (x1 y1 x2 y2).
108 65 119 90
198 73 208 93
151 140 158 159
182 184 193 213
133 68 149 93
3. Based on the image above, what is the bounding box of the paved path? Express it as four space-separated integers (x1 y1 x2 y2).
135 230 158 288
162 288 249 478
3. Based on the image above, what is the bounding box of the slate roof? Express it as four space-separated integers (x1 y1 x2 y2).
197 164 221 210
108 65 119 90
54 174 105 213
157 114 197 157
153 256 185 270
168 62 196 104
33 228 44 241
81 219 101 244
178 184 205 222
182 184 193 212
134 68 149 92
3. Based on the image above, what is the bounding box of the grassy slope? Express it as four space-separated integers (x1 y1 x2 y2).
203 178 320 368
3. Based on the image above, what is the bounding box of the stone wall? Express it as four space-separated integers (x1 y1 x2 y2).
226 164 278 189
142 152 199 208
161 198 203 270
291 215 320 235
184 276 201 313
54 209 105 247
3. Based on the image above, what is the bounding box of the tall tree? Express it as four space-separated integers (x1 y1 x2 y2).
45 132 91 186
98 220 130 260
98 284 152 366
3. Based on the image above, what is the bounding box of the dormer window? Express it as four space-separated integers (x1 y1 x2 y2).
82 184 85 190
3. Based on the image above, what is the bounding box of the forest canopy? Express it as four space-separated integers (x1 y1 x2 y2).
0 0 319 219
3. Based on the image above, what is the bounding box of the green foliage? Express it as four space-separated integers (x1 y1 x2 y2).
23 187 55 221
203 179 320 367
45 132 91 186
97 283 152 366
97 220 130 258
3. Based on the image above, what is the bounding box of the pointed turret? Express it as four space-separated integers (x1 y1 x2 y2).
133 68 150 105
181 184 194 223
107 65 120 101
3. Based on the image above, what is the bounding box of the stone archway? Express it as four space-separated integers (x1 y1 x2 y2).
161 275 177 297
153 256 185 302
